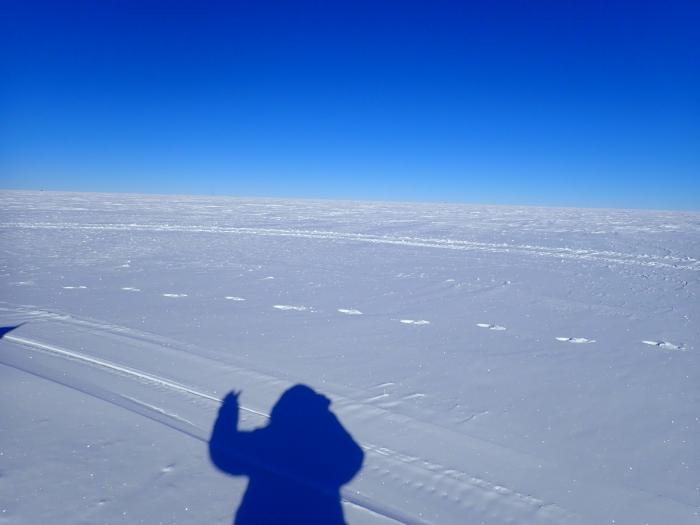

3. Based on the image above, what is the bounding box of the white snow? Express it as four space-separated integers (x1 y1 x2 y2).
338 308 364 315
476 323 507 331
641 339 686 351
0 190 698 524
555 336 596 344
272 304 310 311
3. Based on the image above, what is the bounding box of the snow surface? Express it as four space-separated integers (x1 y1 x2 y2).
0 190 698 524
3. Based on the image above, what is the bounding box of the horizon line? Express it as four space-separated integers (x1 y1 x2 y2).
1 186 698 214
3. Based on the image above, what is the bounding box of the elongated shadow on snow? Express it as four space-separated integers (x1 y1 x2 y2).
209 384 364 525
0 324 24 340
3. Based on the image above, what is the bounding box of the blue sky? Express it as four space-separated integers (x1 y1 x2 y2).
2 1 699 209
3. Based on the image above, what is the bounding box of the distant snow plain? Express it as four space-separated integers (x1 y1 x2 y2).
0 190 698 524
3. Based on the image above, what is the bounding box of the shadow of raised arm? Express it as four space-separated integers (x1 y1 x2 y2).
209 391 257 476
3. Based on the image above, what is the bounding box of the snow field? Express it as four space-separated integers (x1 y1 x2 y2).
1 190 698 524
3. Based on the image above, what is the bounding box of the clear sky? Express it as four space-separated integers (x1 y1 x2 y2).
2 1 699 210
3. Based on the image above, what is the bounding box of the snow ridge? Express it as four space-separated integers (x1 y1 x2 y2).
3 221 699 271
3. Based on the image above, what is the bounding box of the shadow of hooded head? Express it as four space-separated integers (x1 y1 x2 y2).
209 384 364 525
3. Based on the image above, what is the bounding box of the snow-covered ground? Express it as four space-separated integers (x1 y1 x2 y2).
1 190 698 524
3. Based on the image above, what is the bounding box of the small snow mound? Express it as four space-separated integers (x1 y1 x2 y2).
404 393 426 400
642 340 685 351
273 304 309 312
338 308 363 315
476 323 506 331
556 337 595 344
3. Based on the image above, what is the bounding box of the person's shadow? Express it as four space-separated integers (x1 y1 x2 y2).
209 384 364 525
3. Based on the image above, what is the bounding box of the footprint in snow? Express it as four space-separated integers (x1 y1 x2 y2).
338 308 363 315
162 293 188 298
476 323 506 331
399 319 430 325
642 340 685 351
556 337 596 344
62 285 87 290
121 287 141 292
225 296 246 301
273 304 311 312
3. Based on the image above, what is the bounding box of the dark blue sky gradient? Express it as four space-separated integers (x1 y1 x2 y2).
2 1 699 209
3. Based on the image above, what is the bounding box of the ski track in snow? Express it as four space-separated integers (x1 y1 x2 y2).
3 221 699 271
0 306 579 525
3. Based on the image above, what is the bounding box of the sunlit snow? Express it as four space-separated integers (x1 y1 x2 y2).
1 190 698 524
